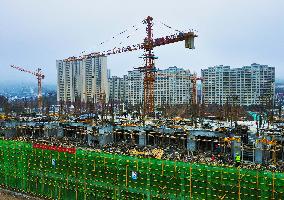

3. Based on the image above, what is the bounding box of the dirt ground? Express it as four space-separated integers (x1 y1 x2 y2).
0 190 41 200
0 191 23 200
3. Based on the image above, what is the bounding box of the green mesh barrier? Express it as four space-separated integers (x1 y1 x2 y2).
0 139 283 200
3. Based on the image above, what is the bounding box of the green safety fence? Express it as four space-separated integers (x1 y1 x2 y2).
0 139 283 200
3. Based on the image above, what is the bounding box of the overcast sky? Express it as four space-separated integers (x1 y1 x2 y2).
0 0 283 84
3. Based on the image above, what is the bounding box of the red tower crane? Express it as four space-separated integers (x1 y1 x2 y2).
190 73 203 105
64 16 197 116
10 65 45 113
139 16 156 116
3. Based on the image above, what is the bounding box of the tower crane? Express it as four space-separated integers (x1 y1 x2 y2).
191 73 203 105
10 65 45 113
65 16 197 116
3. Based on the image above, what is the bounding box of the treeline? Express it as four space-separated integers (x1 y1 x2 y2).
0 93 57 115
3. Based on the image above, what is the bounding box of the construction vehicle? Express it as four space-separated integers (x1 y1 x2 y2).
64 16 197 116
10 65 45 114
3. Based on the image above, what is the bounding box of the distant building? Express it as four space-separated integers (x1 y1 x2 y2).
108 75 128 103
127 70 144 106
57 55 108 105
109 67 193 107
56 59 80 103
155 67 192 106
201 63 275 106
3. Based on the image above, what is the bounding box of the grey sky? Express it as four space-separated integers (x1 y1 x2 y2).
0 0 283 84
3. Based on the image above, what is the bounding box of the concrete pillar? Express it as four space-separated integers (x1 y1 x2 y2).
139 131 146 146
187 135 196 151
87 134 96 146
57 127 64 137
98 125 114 146
98 127 106 146
105 131 113 144
4 127 16 139
86 126 93 145
44 125 50 137
105 126 113 144
44 123 59 137
254 141 263 164
3 122 17 138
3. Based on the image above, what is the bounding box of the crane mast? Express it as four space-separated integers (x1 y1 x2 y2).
63 16 197 116
36 68 44 113
191 73 203 105
142 16 155 116
10 65 45 114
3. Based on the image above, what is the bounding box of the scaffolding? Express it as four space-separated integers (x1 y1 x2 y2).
0 139 283 200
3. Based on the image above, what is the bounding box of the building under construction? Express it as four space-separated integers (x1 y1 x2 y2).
57 16 197 116
110 66 194 107
0 139 283 200
56 55 109 106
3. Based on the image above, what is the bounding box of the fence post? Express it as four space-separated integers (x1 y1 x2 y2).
256 171 259 200
190 165 192 200
136 159 139 171
180 166 185 200
125 164 128 187
93 159 96 174
116 155 121 200
238 168 241 200
146 158 151 200
174 161 177 178
75 152 78 200
272 172 275 200
84 154 87 200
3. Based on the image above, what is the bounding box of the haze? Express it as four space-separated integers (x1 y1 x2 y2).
0 0 283 84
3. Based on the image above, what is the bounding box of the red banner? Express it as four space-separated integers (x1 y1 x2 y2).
33 143 76 154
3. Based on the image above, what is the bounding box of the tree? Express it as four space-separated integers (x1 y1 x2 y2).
0 96 10 115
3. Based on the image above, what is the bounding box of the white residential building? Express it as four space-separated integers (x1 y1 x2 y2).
155 67 192 106
201 63 275 106
108 75 128 103
109 67 193 107
57 56 108 105
127 70 144 106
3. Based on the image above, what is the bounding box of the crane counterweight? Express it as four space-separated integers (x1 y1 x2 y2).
63 16 197 116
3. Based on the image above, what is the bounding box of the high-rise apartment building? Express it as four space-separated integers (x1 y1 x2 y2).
202 63 275 106
127 70 144 106
57 56 108 105
109 67 193 107
108 75 128 103
155 67 192 106
57 59 80 104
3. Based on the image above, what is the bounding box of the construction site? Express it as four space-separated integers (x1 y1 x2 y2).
0 15 283 200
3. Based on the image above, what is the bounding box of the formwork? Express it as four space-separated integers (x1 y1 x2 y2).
0 139 283 200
